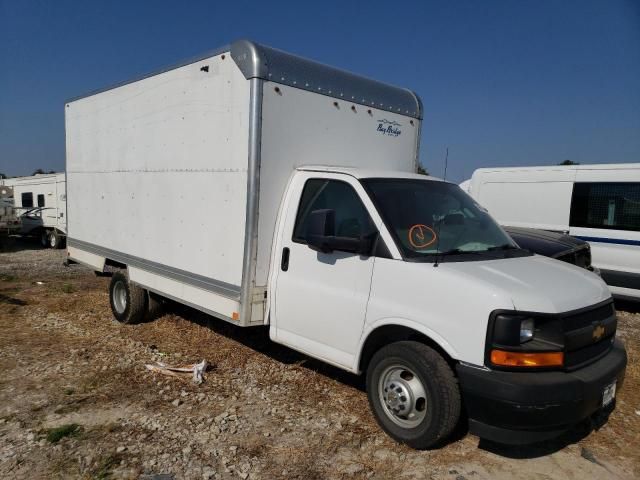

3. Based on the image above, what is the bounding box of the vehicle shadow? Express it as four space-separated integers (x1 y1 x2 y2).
166 301 366 392
0 236 43 253
477 407 612 459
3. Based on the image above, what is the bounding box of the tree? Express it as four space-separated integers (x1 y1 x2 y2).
559 159 579 166
0 173 6 179
32 169 45 175
416 164 429 175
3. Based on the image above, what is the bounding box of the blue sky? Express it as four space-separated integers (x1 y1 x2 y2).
0 0 638 182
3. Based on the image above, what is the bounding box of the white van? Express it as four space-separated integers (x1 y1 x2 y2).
66 40 626 448
468 164 640 300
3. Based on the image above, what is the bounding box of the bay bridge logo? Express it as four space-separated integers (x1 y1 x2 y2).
376 119 402 137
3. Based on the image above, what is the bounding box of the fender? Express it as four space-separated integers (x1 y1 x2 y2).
353 316 460 373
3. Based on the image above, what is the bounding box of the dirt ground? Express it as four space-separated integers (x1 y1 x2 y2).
1 240 639 480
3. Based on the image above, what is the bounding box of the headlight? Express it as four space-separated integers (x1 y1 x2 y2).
487 312 564 370
519 318 534 343
492 314 536 346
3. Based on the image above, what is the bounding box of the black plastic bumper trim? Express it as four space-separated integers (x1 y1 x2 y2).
457 339 627 444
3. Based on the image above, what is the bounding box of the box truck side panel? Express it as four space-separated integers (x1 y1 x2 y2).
256 82 420 285
66 53 251 291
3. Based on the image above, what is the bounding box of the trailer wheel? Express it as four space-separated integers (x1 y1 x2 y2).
366 341 460 449
109 271 147 324
49 230 65 249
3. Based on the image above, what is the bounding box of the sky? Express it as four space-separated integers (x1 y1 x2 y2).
0 0 639 182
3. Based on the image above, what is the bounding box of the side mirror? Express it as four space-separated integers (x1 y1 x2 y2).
305 209 377 256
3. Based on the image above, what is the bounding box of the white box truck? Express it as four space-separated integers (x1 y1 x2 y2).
66 40 626 448
6 173 67 248
467 164 640 301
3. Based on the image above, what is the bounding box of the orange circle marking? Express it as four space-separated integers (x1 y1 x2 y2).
408 224 437 249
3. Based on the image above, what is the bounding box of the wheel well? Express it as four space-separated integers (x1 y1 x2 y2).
359 325 455 373
98 258 127 276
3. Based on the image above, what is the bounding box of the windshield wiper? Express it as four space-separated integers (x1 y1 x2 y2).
486 244 519 251
437 248 477 256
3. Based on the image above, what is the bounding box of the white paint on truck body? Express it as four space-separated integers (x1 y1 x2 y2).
66 52 251 289
257 82 419 285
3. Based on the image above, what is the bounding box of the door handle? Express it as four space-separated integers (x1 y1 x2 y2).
281 247 290 271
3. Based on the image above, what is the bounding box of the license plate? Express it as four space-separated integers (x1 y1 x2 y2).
602 381 617 407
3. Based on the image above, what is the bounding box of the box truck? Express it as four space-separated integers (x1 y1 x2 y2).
6 173 67 248
66 40 626 448
467 164 640 301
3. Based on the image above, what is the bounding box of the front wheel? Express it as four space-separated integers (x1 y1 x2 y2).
366 341 461 449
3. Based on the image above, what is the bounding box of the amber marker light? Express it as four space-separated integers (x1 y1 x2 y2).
490 349 564 368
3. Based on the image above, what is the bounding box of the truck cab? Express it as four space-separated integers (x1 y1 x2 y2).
270 166 626 448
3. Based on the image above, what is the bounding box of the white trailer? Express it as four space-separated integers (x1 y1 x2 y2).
7 173 67 248
467 164 640 300
66 40 625 448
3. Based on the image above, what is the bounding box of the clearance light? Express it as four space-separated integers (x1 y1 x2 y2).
490 349 563 368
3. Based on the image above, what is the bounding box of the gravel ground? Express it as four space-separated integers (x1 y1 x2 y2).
0 241 639 479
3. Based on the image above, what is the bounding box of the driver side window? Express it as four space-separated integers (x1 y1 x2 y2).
293 179 376 243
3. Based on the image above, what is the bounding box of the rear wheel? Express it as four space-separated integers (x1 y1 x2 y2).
146 291 166 320
366 341 460 449
49 230 65 249
108 271 147 324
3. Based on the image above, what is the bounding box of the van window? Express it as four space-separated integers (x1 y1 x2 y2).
570 182 640 232
293 179 376 242
21 192 33 208
37 194 45 207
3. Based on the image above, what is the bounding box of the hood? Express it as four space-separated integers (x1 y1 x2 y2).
504 226 587 258
441 254 610 313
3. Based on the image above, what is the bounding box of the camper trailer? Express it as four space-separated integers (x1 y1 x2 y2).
66 40 625 448
9 173 67 248
467 164 640 301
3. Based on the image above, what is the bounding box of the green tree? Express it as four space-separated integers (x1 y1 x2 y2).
559 159 579 166
416 164 429 175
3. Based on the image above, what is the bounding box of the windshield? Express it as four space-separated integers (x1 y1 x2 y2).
362 178 527 261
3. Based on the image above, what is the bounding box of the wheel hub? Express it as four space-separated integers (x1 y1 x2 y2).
384 381 411 412
378 365 428 428
112 281 127 314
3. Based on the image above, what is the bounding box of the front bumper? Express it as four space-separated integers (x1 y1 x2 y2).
456 339 627 444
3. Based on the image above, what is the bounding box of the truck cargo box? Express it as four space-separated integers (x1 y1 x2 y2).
66 39 422 325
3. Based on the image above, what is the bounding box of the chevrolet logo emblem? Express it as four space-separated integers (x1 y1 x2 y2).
592 325 605 341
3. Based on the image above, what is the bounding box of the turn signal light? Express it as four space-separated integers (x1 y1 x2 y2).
490 349 563 367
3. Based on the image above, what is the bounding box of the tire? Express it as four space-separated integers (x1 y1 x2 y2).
108 271 147 324
49 230 65 249
366 341 461 449
146 291 165 321
40 230 50 248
